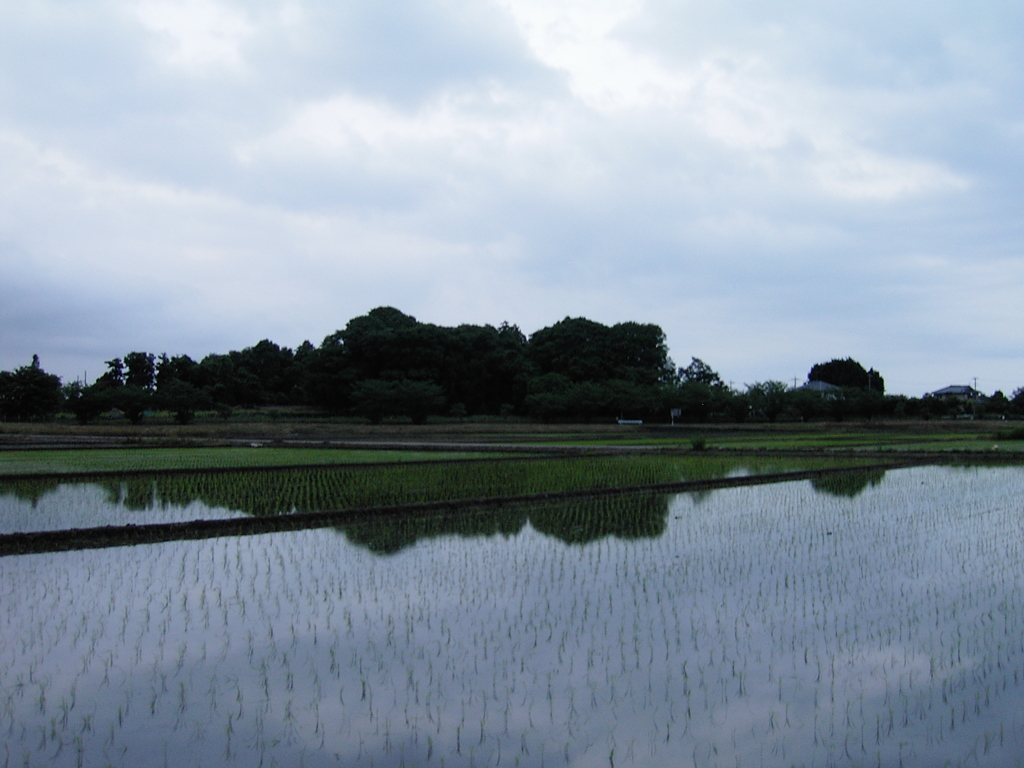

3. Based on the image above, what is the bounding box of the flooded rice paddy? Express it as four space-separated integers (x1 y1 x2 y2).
0 455 858 534
2 464 1024 767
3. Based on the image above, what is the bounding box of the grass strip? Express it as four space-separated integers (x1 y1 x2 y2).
0 447 512 476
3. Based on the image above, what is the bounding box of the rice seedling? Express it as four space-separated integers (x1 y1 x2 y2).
0 454 866 535
2 465 1023 765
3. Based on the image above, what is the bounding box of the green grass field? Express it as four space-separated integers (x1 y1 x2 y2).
3 421 1023 477
0 447 506 476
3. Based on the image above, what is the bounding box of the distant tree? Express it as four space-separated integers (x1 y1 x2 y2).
334 307 446 392
1010 387 1024 416
87 354 154 422
788 388 828 421
725 391 752 423
117 386 152 424
124 352 156 390
808 358 884 393
605 322 675 384
158 379 212 424
670 382 714 422
986 390 1009 418
0 356 64 422
746 381 789 422
399 380 447 424
525 316 673 420
922 394 952 419
848 388 886 420
528 317 673 385
232 340 297 404
156 354 201 390
439 322 528 415
63 381 102 424
668 359 733 422
523 373 574 421
95 358 125 389
310 307 531 417
350 379 445 424
679 358 724 388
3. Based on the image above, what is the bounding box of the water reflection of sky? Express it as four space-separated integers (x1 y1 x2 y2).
0 481 247 533
2 466 1024 766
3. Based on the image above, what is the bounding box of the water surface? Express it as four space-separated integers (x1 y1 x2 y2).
2 465 1023 767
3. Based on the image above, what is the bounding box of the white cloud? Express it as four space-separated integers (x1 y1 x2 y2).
0 0 1021 393
134 0 256 73
494 0 686 110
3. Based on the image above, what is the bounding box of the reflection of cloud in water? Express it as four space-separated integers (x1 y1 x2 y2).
4 467 1024 766
0 481 245 534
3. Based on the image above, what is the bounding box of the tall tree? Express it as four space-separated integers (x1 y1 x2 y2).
124 352 156 390
95 358 125 389
679 358 725 388
746 381 790 423
808 358 884 393
527 317 611 382
0 356 64 422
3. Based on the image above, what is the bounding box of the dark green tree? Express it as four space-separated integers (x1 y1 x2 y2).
788 388 828 421
987 390 1010 418
95 358 125 389
124 352 156 390
157 379 213 424
0 356 63 422
117 386 152 424
528 317 611 382
746 381 789 422
63 381 108 424
525 316 673 420
438 322 528 415
808 358 884 393
679 357 724 388
350 379 445 424
156 354 201 390
523 373 574 421
669 358 733 422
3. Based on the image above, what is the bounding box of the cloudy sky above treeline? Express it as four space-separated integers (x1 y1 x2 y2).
2 0 1023 396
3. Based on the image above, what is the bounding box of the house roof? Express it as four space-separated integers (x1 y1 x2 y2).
928 385 984 399
799 380 842 393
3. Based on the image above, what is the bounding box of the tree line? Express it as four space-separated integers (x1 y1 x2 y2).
3 307 1024 423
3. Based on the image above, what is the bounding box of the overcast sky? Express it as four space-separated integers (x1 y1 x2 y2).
2 0 1023 396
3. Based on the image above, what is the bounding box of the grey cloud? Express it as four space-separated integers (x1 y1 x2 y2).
1 0 1023 395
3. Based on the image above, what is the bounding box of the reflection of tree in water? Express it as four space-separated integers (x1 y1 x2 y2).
99 479 158 510
99 472 331 516
338 507 529 555
3 469 671 554
530 494 668 544
5 456 814 521
0 478 62 506
87 463 706 518
809 468 887 498
340 494 670 555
